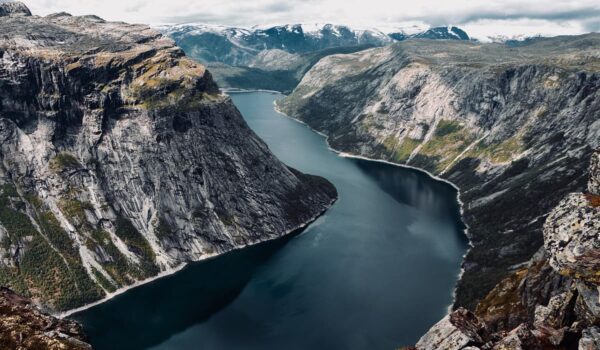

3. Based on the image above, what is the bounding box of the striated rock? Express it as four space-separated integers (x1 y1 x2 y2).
0 3 337 311
0 287 90 349
279 34 600 310
415 308 484 350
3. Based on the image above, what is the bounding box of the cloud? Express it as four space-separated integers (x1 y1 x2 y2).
17 0 600 39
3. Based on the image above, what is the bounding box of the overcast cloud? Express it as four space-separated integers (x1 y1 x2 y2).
12 0 600 40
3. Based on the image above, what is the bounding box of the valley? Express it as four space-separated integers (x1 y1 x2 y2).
74 91 467 350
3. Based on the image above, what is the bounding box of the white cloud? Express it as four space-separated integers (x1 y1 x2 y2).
463 18 588 42
17 0 600 37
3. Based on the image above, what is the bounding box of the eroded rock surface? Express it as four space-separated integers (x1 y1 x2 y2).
415 308 484 350
416 150 600 349
279 34 600 310
544 194 600 284
0 2 336 311
0 288 91 349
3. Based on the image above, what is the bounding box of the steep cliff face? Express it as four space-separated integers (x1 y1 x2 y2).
414 150 600 349
279 35 600 309
0 3 336 312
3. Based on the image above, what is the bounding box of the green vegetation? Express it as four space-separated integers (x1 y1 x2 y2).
468 136 524 163
155 218 173 240
58 198 93 225
58 198 132 286
91 267 117 293
216 211 235 227
396 138 421 162
1 184 18 198
49 152 81 172
419 120 477 172
0 182 164 310
434 120 463 137
87 228 131 286
115 216 158 277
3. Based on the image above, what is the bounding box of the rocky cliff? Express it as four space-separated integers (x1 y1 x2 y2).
0 288 91 349
279 35 600 310
0 2 336 312
413 150 599 349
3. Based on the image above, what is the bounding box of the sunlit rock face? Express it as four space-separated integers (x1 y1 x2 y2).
415 308 484 349
279 36 600 309
544 193 600 284
0 2 336 311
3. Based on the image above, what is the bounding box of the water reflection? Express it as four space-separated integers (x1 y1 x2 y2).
75 236 294 350
352 159 466 230
75 92 467 350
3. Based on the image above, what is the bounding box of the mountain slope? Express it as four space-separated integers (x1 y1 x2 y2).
415 150 600 349
160 23 471 92
0 3 336 312
161 23 393 66
278 34 600 310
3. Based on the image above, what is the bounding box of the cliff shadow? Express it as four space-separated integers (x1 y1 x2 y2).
73 232 300 350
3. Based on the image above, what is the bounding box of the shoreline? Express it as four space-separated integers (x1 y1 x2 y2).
63 89 468 319
221 88 282 94
270 96 473 309
59 196 337 319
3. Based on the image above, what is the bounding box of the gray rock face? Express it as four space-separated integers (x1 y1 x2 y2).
579 326 600 350
279 35 600 309
544 147 600 285
414 150 600 349
0 1 31 17
0 4 336 311
415 308 484 350
589 152 600 194
543 193 600 284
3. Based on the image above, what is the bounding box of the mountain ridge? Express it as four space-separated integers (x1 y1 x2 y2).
0 2 337 312
279 33 600 312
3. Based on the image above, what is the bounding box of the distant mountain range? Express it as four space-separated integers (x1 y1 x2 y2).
160 23 471 66
159 23 472 92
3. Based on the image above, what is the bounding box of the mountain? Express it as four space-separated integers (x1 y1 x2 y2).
415 150 600 349
0 2 336 312
389 25 469 41
278 34 599 316
160 23 471 92
161 23 393 66
203 44 377 93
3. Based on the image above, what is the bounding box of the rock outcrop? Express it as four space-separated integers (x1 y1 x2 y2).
279 35 600 310
0 288 91 349
0 2 337 312
413 150 600 349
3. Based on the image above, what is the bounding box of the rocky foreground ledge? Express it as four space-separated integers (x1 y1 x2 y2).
0 2 336 313
411 151 600 349
0 288 91 349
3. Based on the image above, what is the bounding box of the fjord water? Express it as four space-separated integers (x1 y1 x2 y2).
75 92 467 349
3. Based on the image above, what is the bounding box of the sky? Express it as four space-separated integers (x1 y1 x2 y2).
10 0 600 40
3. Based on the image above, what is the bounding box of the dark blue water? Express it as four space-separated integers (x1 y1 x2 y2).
74 91 467 350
